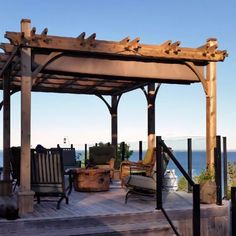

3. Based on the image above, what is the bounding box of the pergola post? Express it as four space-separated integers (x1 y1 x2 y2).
206 39 217 172
111 95 118 147
147 83 156 149
17 19 34 215
0 70 12 195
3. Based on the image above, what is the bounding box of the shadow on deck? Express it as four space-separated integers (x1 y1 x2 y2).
0 181 230 236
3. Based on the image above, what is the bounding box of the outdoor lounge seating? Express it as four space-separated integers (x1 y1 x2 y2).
88 146 116 179
124 150 170 203
10 147 21 191
31 148 70 209
120 148 155 187
53 144 80 171
10 146 71 208
51 144 81 195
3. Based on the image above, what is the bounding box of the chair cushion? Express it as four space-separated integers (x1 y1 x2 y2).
124 175 156 191
142 148 154 165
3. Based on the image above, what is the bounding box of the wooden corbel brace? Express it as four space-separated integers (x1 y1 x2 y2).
32 52 63 86
140 86 148 101
95 94 111 112
0 89 19 111
0 46 19 77
184 61 208 95
141 83 161 103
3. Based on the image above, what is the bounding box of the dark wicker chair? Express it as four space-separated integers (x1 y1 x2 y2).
51 144 80 195
89 146 116 179
10 147 21 191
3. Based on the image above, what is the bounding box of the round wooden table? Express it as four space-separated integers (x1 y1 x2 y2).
72 168 111 192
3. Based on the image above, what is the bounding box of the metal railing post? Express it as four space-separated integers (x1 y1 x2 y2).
193 184 200 236
188 138 192 193
84 144 87 162
231 187 236 236
121 142 125 161
223 137 228 199
156 136 162 210
215 135 222 205
139 141 143 161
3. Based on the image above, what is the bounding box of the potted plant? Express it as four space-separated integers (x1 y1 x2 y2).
197 168 216 204
226 162 236 199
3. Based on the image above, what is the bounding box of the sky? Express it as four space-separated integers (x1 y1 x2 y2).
0 0 235 150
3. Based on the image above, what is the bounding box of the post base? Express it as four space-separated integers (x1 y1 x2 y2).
0 180 12 196
17 190 35 215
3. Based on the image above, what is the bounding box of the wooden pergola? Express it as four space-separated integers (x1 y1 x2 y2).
0 19 227 214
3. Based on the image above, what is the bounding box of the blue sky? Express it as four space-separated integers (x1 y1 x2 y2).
0 0 235 150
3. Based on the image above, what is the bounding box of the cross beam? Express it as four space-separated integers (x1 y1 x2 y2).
5 32 227 62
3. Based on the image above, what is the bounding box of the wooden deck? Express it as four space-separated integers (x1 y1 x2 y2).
0 181 230 235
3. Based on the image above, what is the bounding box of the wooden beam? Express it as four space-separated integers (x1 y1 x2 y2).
0 43 15 53
5 32 227 62
34 54 203 83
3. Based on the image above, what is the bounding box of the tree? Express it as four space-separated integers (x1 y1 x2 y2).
115 142 133 169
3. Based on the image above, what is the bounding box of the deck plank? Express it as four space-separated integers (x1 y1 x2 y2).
0 181 230 235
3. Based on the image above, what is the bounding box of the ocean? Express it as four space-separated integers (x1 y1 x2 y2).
129 150 236 178
1 150 236 179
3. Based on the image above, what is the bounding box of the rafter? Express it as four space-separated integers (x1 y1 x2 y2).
4 32 227 62
0 20 227 98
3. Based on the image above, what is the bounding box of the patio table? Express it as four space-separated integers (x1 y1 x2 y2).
72 168 111 192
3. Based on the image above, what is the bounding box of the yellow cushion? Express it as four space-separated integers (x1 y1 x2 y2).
142 148 154 165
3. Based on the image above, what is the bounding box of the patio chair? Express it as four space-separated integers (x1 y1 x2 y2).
88 146 116 179
54 144 80 171
10 147 21 191
51 144 81 195
120 148 155 187
124 150 170 203
31 148 70 209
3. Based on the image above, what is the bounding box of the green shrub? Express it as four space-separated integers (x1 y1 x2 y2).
195 169 214 184
178 176 188 191
227 162 236 199
115 142 133 169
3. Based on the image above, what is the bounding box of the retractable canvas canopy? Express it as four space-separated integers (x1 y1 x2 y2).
0 19 227 214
